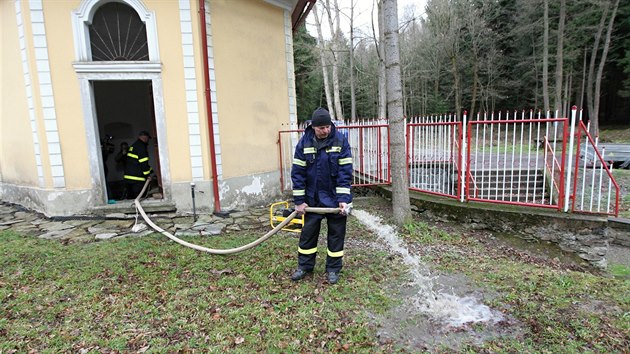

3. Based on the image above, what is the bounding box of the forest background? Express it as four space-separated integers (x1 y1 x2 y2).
293 0 630 134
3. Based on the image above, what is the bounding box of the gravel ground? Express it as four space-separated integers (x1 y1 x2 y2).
606 244 630 268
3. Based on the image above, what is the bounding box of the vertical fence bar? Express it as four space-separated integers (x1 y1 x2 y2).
597 147 605 212
464 111 470 202
589 136 599 211
278 131 286 193
473 112 480 198
441 114 446 193
406 121 412 190
564 106 577 212
379 122 383 183
518 110 525 202
510 111 517 201
533 111 542 203
453 122 458 197
359 128 365 178
501 111 510 200
576 121 587 212
486 112 494 202
607 163 613 214
387 123 391 183
557 115 569 211
498 112 504 200
525 110 533 203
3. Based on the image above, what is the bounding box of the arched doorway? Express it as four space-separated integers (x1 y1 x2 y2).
72 0 169 204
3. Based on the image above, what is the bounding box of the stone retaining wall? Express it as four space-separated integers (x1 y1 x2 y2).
378 188 613 269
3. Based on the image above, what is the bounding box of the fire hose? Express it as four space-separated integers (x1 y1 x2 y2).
133 179 345 255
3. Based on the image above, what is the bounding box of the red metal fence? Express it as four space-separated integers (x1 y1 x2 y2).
465 111 569 211
277 122 391 192
407 114 463 200
571 118 620 216
277 107 620 216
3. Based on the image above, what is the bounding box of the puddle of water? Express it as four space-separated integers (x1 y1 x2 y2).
353 209 503 327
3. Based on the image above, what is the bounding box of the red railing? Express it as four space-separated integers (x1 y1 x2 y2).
407 116 462 199
277 107 619 217
465 111 569 210
277 123 391 192
542 135 565 210
571 120 620 216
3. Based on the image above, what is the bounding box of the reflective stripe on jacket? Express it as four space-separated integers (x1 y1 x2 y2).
123 139 153 182
291 124 352 207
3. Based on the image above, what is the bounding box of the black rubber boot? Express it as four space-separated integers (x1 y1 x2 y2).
291 269 312 281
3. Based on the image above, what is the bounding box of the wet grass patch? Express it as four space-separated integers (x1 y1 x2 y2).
397 219 630 352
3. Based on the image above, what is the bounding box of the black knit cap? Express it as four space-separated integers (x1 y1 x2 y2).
311 107 332 127
139 130 152 139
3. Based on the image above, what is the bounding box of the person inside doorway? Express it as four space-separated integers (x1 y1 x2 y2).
124 130 154 199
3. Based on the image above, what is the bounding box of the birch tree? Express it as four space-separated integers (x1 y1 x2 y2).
542 0 550 113
383 0 412 226
554 0 565 115
324 0 344 120
313 5 335 119
586 0 619 134
349 0 357 120
376 0 387 119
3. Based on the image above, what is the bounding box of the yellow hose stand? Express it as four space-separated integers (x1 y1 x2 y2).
269 201 304 233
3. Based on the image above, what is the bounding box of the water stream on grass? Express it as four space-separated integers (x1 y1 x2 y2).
354 209 503 327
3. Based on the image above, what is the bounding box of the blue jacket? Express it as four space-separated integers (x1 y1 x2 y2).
291 124 353 208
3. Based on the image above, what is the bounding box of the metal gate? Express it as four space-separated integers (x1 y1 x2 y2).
277 107 619 216
277 122 391 192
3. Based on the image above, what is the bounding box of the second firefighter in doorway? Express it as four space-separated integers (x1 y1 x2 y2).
290 107 353 285
124 130 154 199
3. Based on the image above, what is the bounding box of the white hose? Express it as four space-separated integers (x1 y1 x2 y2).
133 179 339 254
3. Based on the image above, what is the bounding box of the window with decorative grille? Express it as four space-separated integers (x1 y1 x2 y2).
89 2 149 61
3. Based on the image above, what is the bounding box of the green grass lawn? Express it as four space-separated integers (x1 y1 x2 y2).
613 169 630 218
0 227 398 352
1 202 629 352
600 126 630 144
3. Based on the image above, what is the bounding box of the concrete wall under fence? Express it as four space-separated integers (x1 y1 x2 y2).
376 187 613 269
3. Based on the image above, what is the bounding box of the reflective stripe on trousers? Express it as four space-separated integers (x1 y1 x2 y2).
297 213 346 273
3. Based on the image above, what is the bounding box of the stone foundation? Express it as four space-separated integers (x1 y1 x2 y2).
379 188 612 269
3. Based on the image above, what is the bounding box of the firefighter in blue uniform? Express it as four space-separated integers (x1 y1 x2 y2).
290 107 353 284
124 130 154 199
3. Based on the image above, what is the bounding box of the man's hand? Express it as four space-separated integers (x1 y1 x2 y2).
339 202 348 215
295 203 308 216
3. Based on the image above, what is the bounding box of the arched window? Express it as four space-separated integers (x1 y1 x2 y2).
88 2 148 61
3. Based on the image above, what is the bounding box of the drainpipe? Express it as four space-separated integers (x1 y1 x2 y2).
199 0 221 214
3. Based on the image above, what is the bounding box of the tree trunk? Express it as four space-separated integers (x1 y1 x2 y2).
580 47 587 110
593 0 620 134
378 0 387 119
542 0 550 113
470 48 479 119
554 0 565 116
324 0 343 120
450 7 461 119
313 6 334 119
452 55 461 119
349 0 356 121
383 0 412 226
587 2 609 134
